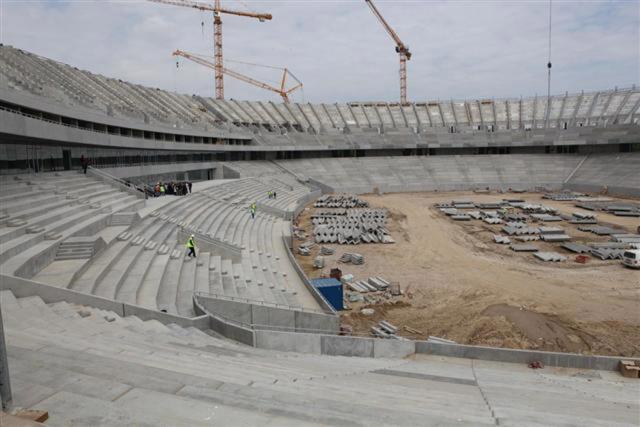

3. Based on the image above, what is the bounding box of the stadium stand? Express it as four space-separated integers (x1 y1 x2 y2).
2 290 638 426
2 44 639 154
268 155 586 194
564 152 640 196
0 172 322 317
0 43 639 426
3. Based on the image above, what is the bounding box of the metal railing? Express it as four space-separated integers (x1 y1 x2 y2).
86 166 146 199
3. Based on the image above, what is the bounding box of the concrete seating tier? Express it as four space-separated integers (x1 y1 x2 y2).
201 176 313 212
275 154 588 194
207 89 640 135
0 45 223 130
565 152 640 196
3 45 637 143
0 172 143 276
2 291 637 426
60 176 319 316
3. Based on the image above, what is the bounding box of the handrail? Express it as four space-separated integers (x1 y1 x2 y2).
86 166 146 199
194 291 328 314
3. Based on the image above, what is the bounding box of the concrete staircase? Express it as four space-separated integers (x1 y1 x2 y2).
54 239 96 261
109 212 138 227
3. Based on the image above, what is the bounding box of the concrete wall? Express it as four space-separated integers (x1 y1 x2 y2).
254 330 415 359
192 295 255 346
253 329 640 370
195 295 339 334
306 177 334 194
281 234 336 314
0 274 208 329
99 163 219 182
415 341 637 371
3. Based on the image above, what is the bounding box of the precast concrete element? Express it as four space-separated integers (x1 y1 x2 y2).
509 244 539 252
312 208 391 245
534 252 568 262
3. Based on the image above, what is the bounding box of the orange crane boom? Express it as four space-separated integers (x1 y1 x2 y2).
147 0 272 99
173 50 303 102
364 0 411 104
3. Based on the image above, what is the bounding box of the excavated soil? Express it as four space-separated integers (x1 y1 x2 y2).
294 191 640 357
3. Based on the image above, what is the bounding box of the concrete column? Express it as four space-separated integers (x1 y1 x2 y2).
0 301 12 410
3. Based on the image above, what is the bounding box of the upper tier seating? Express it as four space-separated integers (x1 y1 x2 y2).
2 45 638 145
0 45 231 132
3 290 638 426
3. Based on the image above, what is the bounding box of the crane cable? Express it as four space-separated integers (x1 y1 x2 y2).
546 0 553 118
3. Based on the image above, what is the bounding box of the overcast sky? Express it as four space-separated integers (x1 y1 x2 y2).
1 0 638 103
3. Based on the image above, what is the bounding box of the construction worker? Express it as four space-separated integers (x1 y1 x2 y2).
250 202 256 219
186 234 196 258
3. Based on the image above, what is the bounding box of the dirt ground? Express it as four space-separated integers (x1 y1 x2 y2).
294 191 640 357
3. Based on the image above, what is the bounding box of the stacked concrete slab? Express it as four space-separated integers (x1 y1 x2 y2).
2 291 638 426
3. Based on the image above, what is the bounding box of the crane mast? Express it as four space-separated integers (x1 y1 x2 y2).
173 50 303 102
364 0 411 104
147 0 271 99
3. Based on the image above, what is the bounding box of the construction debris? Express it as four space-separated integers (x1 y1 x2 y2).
339 252 365 264
313 208 392 244
561 243 591 253
578 226 627 236
534 252 567 262
426 336 457 344
451 214 472 221
320 246 335 255
403 325 424 335
313 256 325 269
510 244 538 252
590 248 625 260
314 194 369 208
530 213 562 222
619 360 640 378
540 234 571 242
371 320 399 338
493 235 511 244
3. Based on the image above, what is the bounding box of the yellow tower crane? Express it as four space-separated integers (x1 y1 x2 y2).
364 0 412 104
147 0 272 99
174 50 303 102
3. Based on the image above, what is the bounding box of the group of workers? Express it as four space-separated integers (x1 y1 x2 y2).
152 181 192 197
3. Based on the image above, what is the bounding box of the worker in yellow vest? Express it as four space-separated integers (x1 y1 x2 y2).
186 234 196 258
